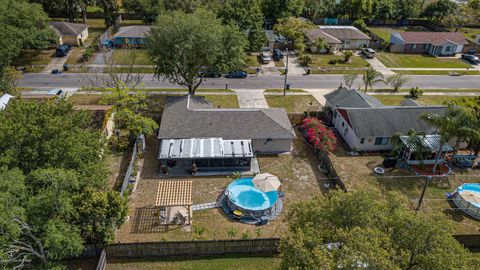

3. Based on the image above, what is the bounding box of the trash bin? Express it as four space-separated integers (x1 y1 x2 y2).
63 64 69 71
286 83 290 90
306 68 311 75
51 69 59 74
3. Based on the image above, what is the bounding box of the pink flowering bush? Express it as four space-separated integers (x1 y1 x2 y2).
301 117 337 152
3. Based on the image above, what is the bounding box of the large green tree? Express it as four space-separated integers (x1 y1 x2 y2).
394 0 422 20
421 0 457 22
273 17 315 56
123 0 164 23
372 0 394 20
147 9 247 94
281 190 477 269
303 0 336 20
218 0 266 52
337 0 373 19
261 0 305 21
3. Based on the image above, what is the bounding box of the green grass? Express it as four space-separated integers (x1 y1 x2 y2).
371 88 480 93
84 19 106 46
106 256 282 270
65 47 86 64
306 54 369 68
455 27 480 43
394 70 480 75
203 95 239 108
141 88 234 93
68 94 103 105
264 89 305 93
110 67 155 73
111 49 153 65
245 54 261 67
12 49 54 67
367 26 430 42
265 95 320 113
372 95 469 106
245 68 258 74
121 20 146 27
309 69 366 74
377 53 471 68
274 60 284 68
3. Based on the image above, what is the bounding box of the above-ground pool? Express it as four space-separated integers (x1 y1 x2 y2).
227 178 278 211
452 183 480 220
222 177 282 224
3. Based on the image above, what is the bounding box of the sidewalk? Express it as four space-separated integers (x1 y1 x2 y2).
234 89 269 108
364 57 395 76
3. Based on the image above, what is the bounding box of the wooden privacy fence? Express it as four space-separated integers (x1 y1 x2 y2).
105 238 280 258
455 235 480 251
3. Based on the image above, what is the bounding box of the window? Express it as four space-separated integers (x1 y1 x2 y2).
360 138 365 144
411 44 416 50
375 137 389 145
446 46 452 52
342 121 344 127
334 111 337 118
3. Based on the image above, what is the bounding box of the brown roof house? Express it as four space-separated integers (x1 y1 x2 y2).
306 26 371 52
49 21 89 46
390 32 468 56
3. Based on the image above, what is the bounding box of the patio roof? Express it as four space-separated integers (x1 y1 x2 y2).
158 138 254 159
155 180 193 207
400 135 454 152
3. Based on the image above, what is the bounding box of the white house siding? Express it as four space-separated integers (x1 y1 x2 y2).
252 139 292 154
340 39 369 50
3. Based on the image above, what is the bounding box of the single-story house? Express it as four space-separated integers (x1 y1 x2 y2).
389 32 468 56
305 28 342 53
0 93 13 111
158 95 296 174
49 21 88 46
307 26 371 51
325 88 446 151
112 26 151 47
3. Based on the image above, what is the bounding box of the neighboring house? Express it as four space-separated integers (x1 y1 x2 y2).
112 26 151 47
325 88 446 151
305 28 342 53
390 32 468 56
307 26 371 51
49 21 88 46
0 93 13 111
158 95 296 173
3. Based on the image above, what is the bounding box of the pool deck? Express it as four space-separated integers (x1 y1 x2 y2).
160 158 260 177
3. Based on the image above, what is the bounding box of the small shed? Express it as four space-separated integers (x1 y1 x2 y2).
155 180 193 226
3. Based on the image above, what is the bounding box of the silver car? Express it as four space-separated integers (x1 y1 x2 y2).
260 51 271 64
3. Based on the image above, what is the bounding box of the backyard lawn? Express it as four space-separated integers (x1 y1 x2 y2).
112 49 153 65
372 95 468 106
306 54 369 68
106 256 282 270
265 95 320 113
377 53 471 68
115 135 327 242
367 25 429 42
455 27 480 43
84 18 106 46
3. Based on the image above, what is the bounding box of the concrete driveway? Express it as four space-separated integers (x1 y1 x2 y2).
364 56 395 76
41 55 69 74
234 89 269 108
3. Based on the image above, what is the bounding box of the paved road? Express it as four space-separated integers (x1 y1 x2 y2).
19 73 480 90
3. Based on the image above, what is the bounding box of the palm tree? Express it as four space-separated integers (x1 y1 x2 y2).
420 106 463 173
362 68 384 93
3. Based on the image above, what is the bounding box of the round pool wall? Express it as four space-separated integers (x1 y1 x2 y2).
227 177 278 211
452 183 480 220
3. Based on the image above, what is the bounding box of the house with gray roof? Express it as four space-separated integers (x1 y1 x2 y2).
158 95 295 174
326 88 446 151
49 21 89 46
307 26 371 51
112 25 151 47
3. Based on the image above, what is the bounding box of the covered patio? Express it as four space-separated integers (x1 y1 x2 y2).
158 138 256 176
399 135 454 165
155 180 193 228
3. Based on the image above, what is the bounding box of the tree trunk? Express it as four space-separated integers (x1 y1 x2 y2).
82 7 87 23
433 140 445 173
188 85 194 95
448 139 461 167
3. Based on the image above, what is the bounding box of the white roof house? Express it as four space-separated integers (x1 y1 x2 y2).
0 93 13 111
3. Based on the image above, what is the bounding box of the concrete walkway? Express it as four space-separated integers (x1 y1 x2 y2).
89 50 113 73
285 53 305 75
233 89 269 108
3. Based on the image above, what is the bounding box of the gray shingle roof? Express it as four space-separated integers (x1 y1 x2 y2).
318 26 371 41
342 106 447 137
49 21 88 36
158 95 296 140
113 26 151 38
325 88 383 108
305 28 342 44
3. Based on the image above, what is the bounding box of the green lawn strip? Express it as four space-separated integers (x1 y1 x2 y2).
65 47 86 65
370 88 480 93
309 69 366 74
265 95 320 113
202 95 239 108
110 67 155 73
141 88 234 93
274 60 285 68
106 256 282 270
394 70 479 75
245 67 258 74
245 54 261 67
264 88 305 93
372 95 468 106
111 49 153 65
68 94 103 105
120 20 146 27
377 53 471 68
306 54 369 68
367 26 430 42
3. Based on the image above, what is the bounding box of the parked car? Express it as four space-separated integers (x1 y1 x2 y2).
47 89 66 97
260 51 271 64
461 54 480 64
55 44 72 57
361 48 376 59
199 68 221 78
225 71 247 78
466 49 476 55
273 49 283 61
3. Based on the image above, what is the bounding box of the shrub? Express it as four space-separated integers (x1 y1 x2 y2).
301 117 337 152
353 19 368 32
328 59 338 65
300 55 313 66
409 87 424 98
82 47 95 62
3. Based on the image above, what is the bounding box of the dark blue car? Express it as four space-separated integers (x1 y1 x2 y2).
225 71 247 78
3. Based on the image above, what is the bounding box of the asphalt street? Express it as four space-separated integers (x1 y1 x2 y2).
19 73 480 90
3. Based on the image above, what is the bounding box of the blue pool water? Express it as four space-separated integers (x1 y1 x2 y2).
458 183 480 207
227 178 278 211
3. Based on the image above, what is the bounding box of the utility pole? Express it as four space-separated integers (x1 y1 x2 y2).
416 176 432 211
283 47 289 97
